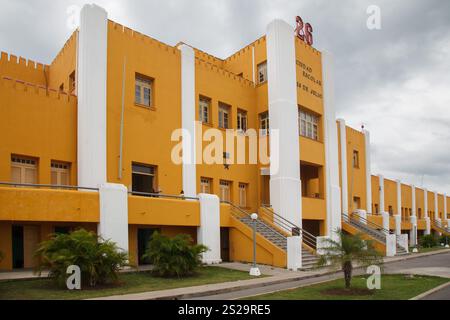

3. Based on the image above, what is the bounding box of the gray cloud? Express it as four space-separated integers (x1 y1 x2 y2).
1 0 449 193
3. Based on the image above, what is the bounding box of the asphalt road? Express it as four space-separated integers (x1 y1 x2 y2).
187 252 450 300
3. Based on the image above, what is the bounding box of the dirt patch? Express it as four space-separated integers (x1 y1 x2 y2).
321 288 375 296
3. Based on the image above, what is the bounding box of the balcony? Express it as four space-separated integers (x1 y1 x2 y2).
302 196 326 220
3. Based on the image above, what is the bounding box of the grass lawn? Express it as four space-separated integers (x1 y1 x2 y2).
244 274 449 300
0 266 257 300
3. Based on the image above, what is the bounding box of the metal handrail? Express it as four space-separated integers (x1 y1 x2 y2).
344 212 392 236
261 205 317 249
128 191 199 201
223 201 288 243
0 181 99 191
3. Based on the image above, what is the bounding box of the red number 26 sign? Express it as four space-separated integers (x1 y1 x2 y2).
295 16 313 46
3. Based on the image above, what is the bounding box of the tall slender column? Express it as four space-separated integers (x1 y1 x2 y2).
267 20 302 228
410 185 417 246
395 180 402 236
322 51 342 241
424 188 431 235
363 130 372 214
379 175 385 213
338 119 348 219
178 44 197 198
77 4 108 188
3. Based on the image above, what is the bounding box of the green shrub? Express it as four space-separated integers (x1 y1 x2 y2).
419 234 439 248
35 229 128 288
142 232 208 278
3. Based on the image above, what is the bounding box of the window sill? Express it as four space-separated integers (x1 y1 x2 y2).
134 103 156 111
299 135 323 144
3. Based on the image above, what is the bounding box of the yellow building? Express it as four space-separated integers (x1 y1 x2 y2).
0 4 448 271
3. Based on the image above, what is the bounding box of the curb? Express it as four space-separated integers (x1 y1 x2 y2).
410 281 450 300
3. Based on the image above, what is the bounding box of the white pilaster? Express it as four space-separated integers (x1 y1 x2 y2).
394 214 402 236
197 194 222 264
379 175 385 213
322 51 342 242
381 211 390 235
338 119 348 218
178 44 197 198
396 180 402 216
98 184 129 252
411 185 416 217
385 234 397 257
77 4 108 188
410 185 417 246
363 130 372 214
287 236 302 270
434 191 439 221
267 19 302 227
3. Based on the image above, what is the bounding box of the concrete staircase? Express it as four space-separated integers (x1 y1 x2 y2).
239 216 319 269
347 217 408 256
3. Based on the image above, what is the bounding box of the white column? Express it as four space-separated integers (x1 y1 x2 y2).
338 119 348 219
424 188 431 235
287 236 302 270
267 20 302 227
322 51 342 241
410 185 417 246
434 192 441 223
395 180 402 235
385 234 397 257
77 4 108 188
363 130 372 214
178 44 197 198
379 175 385 213
98 184 129 252
197 194 222 264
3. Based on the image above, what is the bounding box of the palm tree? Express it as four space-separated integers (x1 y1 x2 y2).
318 229 383 289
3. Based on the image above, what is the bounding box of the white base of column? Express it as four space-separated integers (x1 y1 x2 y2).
197 194 222 265
410 216 417 247
98 184 129 252
386 234 397 257
250 268 261 277
398 234 409 253
287 236 302 271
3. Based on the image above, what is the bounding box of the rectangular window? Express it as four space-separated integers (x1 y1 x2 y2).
200 178 212 194
260 112 269 136
353 197 361 211
353 150 360 168
51 161 70 186
257 62 267 84
135 74 153 107
11 156 38 185
220 180 232 202
199 96 211 124
132 164 157 195
69 71 76 94
237 109 248 132
219 103 231 129
239 183 248 208
299 109 319 140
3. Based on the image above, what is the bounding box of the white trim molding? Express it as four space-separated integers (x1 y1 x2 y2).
363 130 372 214
77 4 108 189
266 19 302 227
322 51 342 241
197 194 222 264
338 119 348 218
178 44 197 198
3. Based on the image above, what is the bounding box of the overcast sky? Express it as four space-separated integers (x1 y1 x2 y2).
1 0 450 194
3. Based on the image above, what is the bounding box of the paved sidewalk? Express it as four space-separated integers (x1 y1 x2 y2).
90 249 450 300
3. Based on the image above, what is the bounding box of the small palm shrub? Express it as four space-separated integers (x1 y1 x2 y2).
142 232 208 278
318 230 383 289
419 234 438 248
35 229 128 288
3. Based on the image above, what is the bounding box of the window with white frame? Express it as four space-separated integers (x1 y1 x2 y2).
237 109 248 132
260 112 269 136
219 180 232 202
258 62 267 84
11 156 37 185
200 178 212 194
219 103 231 129
51 162 70 186
239 183 248 208
299 109 319 140
135 74 153 107
199 96 211 124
